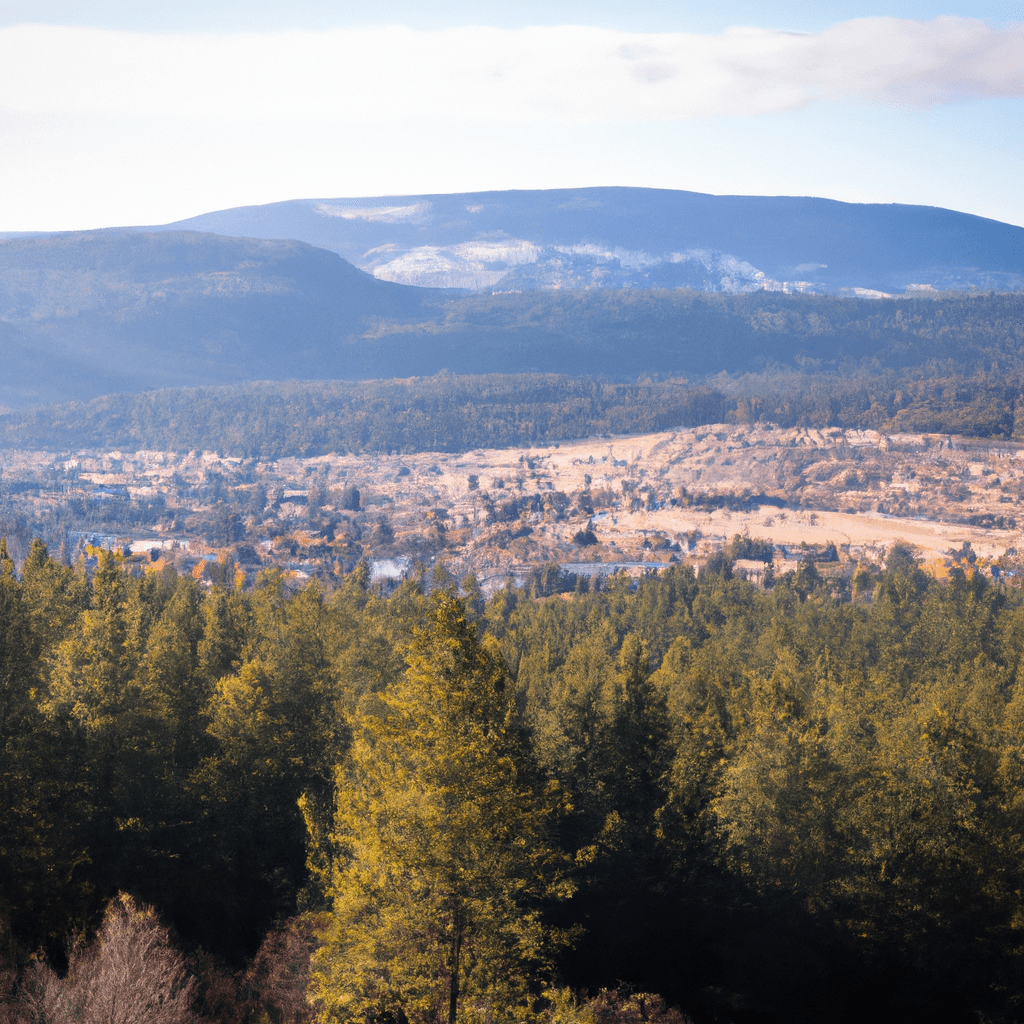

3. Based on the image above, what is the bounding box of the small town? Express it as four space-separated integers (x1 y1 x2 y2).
2 422 1021 593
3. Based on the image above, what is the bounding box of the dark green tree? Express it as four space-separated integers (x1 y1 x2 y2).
311 595 569 1024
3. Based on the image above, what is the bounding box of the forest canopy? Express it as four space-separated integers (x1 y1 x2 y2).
6 361 1024 459
2 540 1024 1021
2 287 1024 436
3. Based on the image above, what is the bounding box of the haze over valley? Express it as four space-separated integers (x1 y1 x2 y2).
3 184 1024 582
1 187 1023 408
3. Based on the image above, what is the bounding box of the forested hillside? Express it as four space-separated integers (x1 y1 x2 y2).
0 230 433 407
2 227 1023 411
6 358 1024 459
2 541 1024 1022
0 376 731 456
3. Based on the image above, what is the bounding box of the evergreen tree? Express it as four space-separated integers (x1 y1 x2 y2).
0 544 77 942
311 594 569 1024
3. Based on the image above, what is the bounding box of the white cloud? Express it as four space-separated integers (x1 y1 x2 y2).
0 17 1021 125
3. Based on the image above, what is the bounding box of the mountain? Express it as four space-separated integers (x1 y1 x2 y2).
0 230 435 408
149 187 1024 296
3 223 1024 413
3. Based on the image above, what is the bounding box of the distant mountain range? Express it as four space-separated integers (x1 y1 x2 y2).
147 187 1024 296
1 188 1023 412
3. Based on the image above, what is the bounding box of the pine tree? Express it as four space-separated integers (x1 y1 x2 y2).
311 594 569 1024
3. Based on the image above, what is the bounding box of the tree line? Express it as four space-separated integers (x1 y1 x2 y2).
8 364 1024 460
2 540 1024 1021
2 288 1024 454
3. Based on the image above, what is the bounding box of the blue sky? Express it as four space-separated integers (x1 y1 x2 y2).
0 1 1021 230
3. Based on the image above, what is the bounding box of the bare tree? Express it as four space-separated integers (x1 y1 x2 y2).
242 916 322 1024
20 895 195 1024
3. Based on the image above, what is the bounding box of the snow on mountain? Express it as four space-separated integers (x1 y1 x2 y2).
360 239 813 293
147 187 1024 296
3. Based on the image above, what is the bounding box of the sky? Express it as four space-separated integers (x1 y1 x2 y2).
0 1 1022 231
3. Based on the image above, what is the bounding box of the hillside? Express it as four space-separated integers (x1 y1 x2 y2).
0 230 435 407
150 186 1024 295
2 230 1024 411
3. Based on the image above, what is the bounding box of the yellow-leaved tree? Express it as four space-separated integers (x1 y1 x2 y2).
310 593 570 1024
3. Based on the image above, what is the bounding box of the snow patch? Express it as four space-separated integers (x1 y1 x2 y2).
315 202 431 223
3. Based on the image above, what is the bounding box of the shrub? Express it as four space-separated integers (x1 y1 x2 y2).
242 916 323 1024
544 988 691 1024
587 988 691 1024
21 894 195 1024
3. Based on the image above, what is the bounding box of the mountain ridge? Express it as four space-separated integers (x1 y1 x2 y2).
2 224 1023 412
0 230 440 407
145 186 1024 295
2 188 1024 412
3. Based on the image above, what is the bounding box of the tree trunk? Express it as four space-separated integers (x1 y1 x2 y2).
448 923 462 1024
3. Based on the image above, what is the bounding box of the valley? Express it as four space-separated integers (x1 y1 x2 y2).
4 421 1022 590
